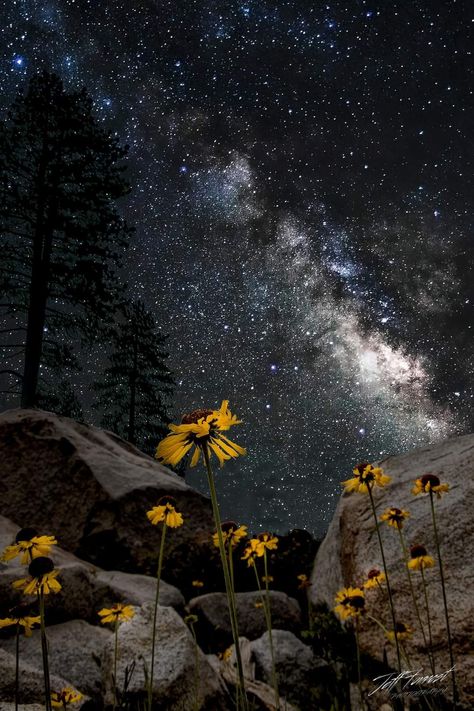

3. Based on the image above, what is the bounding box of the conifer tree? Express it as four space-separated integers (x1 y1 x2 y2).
0 71 132 408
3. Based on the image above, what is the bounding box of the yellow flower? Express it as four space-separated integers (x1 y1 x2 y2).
342 463 391 494
412 474 449 498
98 603 135 625
380 507 410 529
184 614 198 626
241 538 260 566
212 521 248 549
51 687 83 707
254 601 264 609
407 544 435 571
262 575 274 584
1 528 57 564
242 533 278 565
333 587 366 621
0 615 41 637
385 622 413 642
192 579 204 588
363 568 386 589
297 574 312 590
146 496 184 528
219 646 233 662
155 400 246 468
12 557 61 596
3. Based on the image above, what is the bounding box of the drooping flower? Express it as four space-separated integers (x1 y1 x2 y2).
297 573 312 590
408 544 435 570
155 400 246 468
98 603 135 625
363 568 386 589
334 587 366 621
12 557 61 596
1 528 58 565
412 474 449 498
256 532 279 555
51 687 83 707
386 622 413 642
380 507 410 529
342 463 391 494
212 521 248 549
0 611 41 637
146 496 184 528
241 538 260 566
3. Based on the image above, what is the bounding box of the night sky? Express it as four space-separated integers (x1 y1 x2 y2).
1 1 474 536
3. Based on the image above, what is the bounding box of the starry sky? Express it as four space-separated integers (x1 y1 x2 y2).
1 0 474 537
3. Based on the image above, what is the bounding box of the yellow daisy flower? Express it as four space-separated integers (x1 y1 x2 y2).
1 528 58 564
241 538 260 566
297 573 312 590
155 400 246 469
256 532 279 556
146 496 184 528
385 622 413 642
0 614 41 637
192 579 204 588
363 568 386 589
98 603 135 625
212 521 248 549
342 463 391 494
380 507 410 529
12 557 61 596
407 544 435 571
333 587 366 621
51 687 83 707
412 473 449 498
262 575 274 584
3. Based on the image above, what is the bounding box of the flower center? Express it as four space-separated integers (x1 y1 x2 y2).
221 520 238 534
410 544 427 559
181 409 214 424
349 595 365 609
421 473 440 488
28 556 54 577
16 527 38 543
395 622 408 633
367 568 381 579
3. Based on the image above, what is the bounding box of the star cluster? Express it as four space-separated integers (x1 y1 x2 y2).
1 1 473 535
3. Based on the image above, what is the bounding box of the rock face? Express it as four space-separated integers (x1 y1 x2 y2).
0 409 215 587
188 591 301 650
0 649 75 706
101 603 229 710
310 434 474 708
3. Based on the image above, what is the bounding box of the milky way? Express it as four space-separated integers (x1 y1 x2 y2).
1 1 473 535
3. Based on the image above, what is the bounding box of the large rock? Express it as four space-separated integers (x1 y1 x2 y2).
311 434 474 708
188 591 301 651
0 649 77 706
1 620 110 698
101 603 229 710
0 409 216 588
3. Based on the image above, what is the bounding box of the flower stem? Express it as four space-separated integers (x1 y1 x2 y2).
429 491 457 707
355 617 365 711
420 566 434 666
202 443 248 711
189 621 200 711
15 623 19 711
39 589 52 711
263 550 280 711
397 526 435 673
113 618 119 711
367 485 402 673
147 521 167 711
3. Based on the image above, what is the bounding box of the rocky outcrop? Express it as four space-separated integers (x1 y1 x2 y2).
0 649 79 706
0 409 216 588
310 434 474 708
188 591 301 650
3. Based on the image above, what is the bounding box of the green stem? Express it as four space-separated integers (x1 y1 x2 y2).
202 443 248 711
367 485 402 673
429 492 457 708
148 521 167 711
355 617 365 711
113 618 119 711
15 623 19 711
263 550 280 711
39 589 52 711
397 526 435 673
190 623 200 711
420 566 435 668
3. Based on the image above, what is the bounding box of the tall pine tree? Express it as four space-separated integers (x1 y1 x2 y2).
93 300 173 453
0 72 132 408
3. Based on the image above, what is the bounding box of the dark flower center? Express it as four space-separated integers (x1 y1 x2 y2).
410 544 427 559
16 527 38 543
258 531 271 541
349 595 365 609
395 622 408 633
9 602 37 618
221 520 238 534
157 495 176 507
421 473 440 488
367 568 381 579
389 508 404 521
181 409 214 424
28 556 54 577
354 462 371 475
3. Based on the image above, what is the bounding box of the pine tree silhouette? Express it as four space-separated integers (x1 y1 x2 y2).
0 71 132 409
93 300 174 454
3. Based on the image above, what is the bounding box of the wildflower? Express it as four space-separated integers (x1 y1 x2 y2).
342 462 391 494
386 622 413 643
380 507 410 529
212 521 247 549
98 603 135 625
192 580 204 588
363 568 386 589
1 528 57 565
297 574 312 590
256 532 278 556
51 687 83 707
254 601 264 609
219 647 233 662
155 400 246 468
408 544 435 570
242 538 260 566
0 612 41 637
12 557 61 596
184 614 199 626
334 587 366 621
412 473 449 498
147 496 184 528
262 575 274 584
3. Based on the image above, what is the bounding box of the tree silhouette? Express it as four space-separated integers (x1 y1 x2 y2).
0 71 132 408
93 300 173 453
